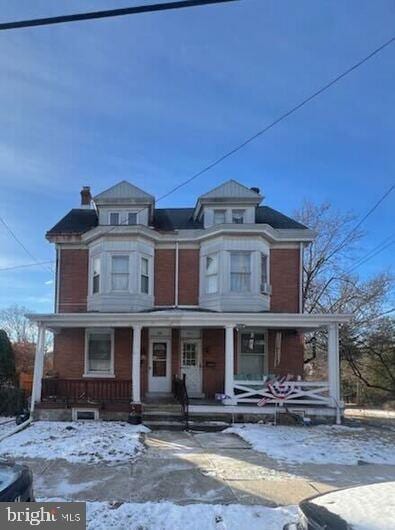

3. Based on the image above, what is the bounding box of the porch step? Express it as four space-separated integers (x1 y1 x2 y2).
144 420 186 431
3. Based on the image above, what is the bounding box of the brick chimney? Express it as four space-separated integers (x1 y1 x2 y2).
80 186 91 209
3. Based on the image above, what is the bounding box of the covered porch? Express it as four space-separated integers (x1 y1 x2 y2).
28 311 350 421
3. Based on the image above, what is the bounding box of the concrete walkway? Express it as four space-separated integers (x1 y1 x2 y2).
26 430 395 506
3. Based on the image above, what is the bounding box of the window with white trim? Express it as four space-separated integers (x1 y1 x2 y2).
205 254 218 294
92 257 100 294
238 331 266 380
231 209 245 224
86 330 113 375
128 212 137 225
213 209 226 225
141 257 149 294
109 212 120 225
260 253 269 293
111 255 129 291
230 252 251 292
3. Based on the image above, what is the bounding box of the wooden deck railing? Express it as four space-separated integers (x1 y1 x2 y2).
41 378 132 403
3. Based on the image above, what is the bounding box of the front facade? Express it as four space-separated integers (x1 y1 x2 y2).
29 180 349 422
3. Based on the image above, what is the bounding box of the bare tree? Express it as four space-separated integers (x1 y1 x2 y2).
294 200 394 395
0 305 37 343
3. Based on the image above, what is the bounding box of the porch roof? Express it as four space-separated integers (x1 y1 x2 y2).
26 310 351 331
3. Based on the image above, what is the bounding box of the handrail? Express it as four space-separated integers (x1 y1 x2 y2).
173 374 189 430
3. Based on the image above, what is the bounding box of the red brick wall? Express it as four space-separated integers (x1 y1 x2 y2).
154 249 175 306
58 249 88 313
53 328 132 379
53 328 85 377
202 328 225 398
267 330 304 377
178 250 199 305
270 248 300 313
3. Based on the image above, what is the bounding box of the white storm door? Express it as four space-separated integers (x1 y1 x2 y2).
149 339 171 392
181 340 202 396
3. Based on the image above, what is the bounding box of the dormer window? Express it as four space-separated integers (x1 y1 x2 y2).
128 212 137 225
213 210 226 225
232 209 245 224
109 212 120 225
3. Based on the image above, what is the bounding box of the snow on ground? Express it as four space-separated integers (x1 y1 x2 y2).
226 424 395 465
41 500 298 530
311 481 395 530
0 417 17 440
0 421 149 464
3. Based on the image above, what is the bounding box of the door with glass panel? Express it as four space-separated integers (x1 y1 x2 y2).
148 339 171 392
180 340 202 396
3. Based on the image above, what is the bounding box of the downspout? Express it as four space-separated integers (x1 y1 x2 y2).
175 242 179 307
55 246 60 313
299 242 304 313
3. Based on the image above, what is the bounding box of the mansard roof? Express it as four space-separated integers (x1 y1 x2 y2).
47 205 306 237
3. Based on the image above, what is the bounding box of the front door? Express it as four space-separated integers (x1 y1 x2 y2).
148 339 171 392
181 340 202 397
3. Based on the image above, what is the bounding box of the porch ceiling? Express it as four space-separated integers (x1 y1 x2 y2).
26 310 351 331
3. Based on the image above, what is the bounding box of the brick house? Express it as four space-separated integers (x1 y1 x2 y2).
28 180 349 423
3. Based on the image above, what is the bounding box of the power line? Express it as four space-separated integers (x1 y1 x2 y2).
0 260 55 272
0 0 239 31
347 238 395 273
347 233 395 272
122 34 395 210
0 216 54 274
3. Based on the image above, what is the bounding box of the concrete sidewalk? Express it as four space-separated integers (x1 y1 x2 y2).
23 430 395 506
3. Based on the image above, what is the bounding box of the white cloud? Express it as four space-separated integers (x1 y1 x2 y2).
45 280 54 285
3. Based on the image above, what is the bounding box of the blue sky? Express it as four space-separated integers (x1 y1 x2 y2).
0 0 394 313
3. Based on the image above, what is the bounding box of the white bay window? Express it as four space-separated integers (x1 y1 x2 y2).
141 257 149 294
92 257 100 294
230 252 251 292
111 255 129 291
206 254 218 294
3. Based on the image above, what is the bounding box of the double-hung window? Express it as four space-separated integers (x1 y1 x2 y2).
205 254 218 294
86 330 113 375
111 255 129 291
238 331 266 380
232 209 245 224
213 210 226 225
109 212 120 225
230 252 251 292
92 257 100 294
128 212 137 225
261 253 269 293
141 257 149 294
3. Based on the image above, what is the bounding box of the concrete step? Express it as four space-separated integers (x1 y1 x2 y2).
144 420 186 431
188 421 230 432
142 413 184 422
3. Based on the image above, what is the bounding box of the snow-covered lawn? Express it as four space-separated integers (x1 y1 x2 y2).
226 424 395 465
0 421 149 464
42 500 297 530
0 417 17 440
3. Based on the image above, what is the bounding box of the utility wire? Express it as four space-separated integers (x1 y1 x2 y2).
347 238 395 273
0 260 55 272
346 233 395 272
0 216 54 274
0 0 239 31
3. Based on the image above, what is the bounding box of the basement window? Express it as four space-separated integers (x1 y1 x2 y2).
72 408 99 421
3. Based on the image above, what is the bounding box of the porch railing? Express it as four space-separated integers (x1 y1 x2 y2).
41 378 132 404
233 380 331 406
173 374 189 430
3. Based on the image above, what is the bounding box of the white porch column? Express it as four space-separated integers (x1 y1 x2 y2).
327 323 341 422
30 324 46 413
132 325 142 403
224 324 236 405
